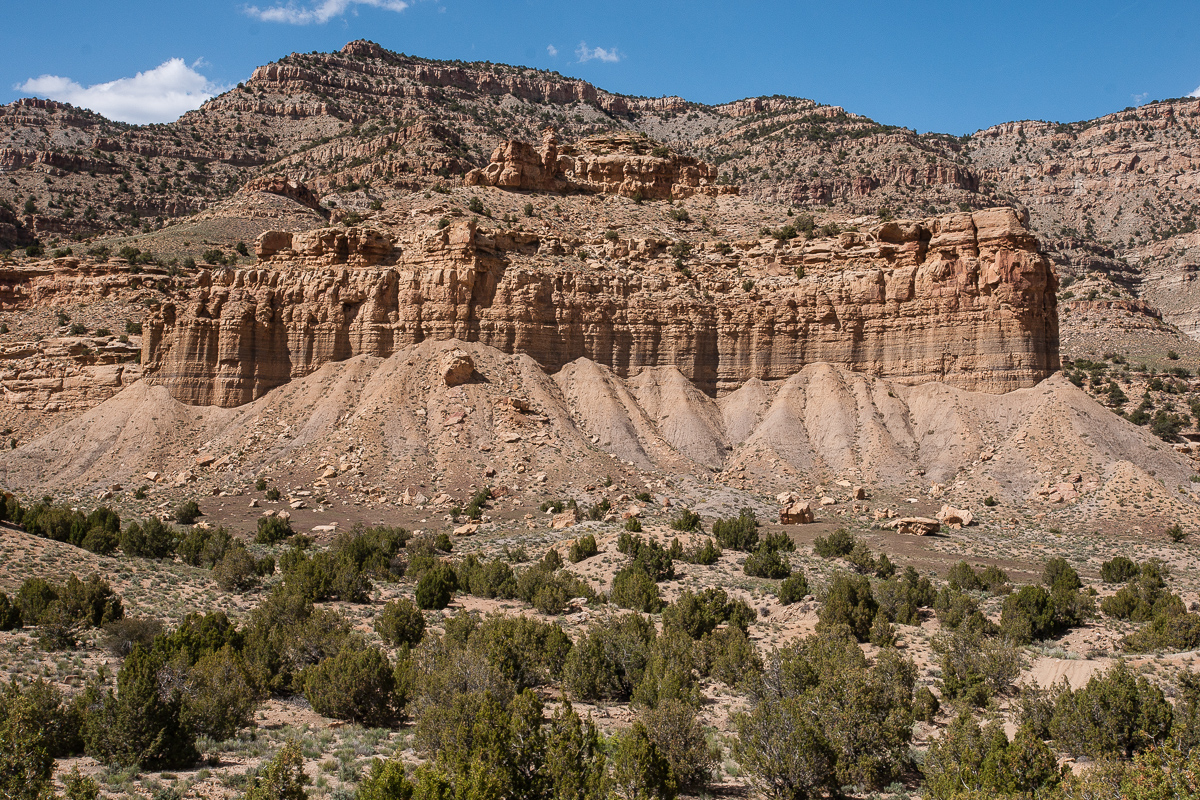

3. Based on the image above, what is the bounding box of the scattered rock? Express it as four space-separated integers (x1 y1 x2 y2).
440 348 474 387
779 501 814 525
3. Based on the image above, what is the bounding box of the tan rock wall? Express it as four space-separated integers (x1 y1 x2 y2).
141 208 1059 407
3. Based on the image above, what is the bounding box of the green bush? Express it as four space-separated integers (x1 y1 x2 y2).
302 640 396 726
177 524 234 567
181 645 258 741
846 541 876 574
696 626 762 688
923 714 1059 799
83 646 198 768
778 573 810 605
1101 555 1139 583
457 555 517 599
0 592 21 630
1049 661 1173 758
743 542 791 578
817 572 877 642
243 740 309 800
932 627 1021 706
611 721 677 800
415 563 457 609
1122 609 1200 652
565 614 655 702
617 533 674 581
669 509 702 533
375 598 425 648
120 516 177 558
173 500 201 525
876 568 937 625
611 565 663 612
255 515 293 544
662 588 754 639
1000 585 1056 643
711 508 759 550
678 537 720 565
737 627 915 790
569 534 599 563
469 614 572 690
213 545 258 592
813 528 855 558
624 517 643 532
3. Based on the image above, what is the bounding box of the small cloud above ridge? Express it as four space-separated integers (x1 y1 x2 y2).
244 0 409 25
547 45 558 57
16 59 227 125
576 42 620 64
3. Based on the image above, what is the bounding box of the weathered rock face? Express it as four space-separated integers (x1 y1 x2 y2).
238 175 323 211
466 129 738 200
141 207 1058 407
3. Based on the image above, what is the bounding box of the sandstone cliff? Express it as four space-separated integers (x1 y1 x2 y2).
465 129 737 200
140 207 1058 407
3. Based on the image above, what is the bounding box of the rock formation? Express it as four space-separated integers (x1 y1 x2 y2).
466 129 737 200
140 207 1059 408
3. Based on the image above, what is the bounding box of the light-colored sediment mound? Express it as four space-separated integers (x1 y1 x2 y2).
2 340 1195 528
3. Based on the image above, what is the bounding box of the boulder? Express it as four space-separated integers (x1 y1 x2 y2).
884 517 941 536
439 348 474 387
779 501 814 525
936 505 974 529
551 508 580 529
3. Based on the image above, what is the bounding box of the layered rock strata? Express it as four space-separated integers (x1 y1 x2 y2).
141 208 1059 407
466 129 737 200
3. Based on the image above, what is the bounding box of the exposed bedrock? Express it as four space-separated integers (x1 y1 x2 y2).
141 207 1059 407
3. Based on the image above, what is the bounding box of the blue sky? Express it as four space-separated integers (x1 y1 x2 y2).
4 0 1200 133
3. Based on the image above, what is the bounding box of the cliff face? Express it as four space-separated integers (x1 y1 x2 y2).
140 207 1059 407
465 129 738 201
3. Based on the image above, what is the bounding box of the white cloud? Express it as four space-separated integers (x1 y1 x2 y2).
244 0 408 24
576 41 620 64
546 45 558 57
1190 84 1200 98
16 59 227 125
1132 91 1149 105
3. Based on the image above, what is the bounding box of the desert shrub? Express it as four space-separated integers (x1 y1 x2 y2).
15 577 57 624
869 612 897 646
738 627 916 791
846 541 877 574
173 500 201 525
514 561 596 615
711 507 759 550
265 487 281 501
1000 585 1057 643
177 524 234 567
415 563 457 609
696 625 762 687
83 646 198 768
611 721 677 800
565 614 655 702
641 699 715 791
181 645 258 740
932 626 1022 706
19 573 123 636
101 616 163 657
120 516 177 558
0 677 83 759
611 565 663 612
569 534 599 562
1049 661 1173 758
468 614 572 690
0 592 20 630
342 523 404 575
1101 555 1139 583
241 587 354 694
213 545 258 592
457 555 517 599
281 548 370 602
778 573 810 605
677 537 720 565
617 533 674 581
302 639 396 726
1122 609 1200 652
874 552 896 579
669 509 702 533
662 587 755 640
17 502 122 554
923 713 1059 799
813 528 855 558
1044 556 1082 592
375 598 425 648
743 542 792 578
545 700 610 800
624 517 643 532
255 515 293 544
947 560 983 591
632 630 700 709
913 686 939 723
1101 559 1177 621
876 567 937 625
243 740 309 800
0 683 56 800
817 572 877 641
934 586 992 633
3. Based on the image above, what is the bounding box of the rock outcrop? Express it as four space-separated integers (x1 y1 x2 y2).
466 129 737 200
140 207 1059 408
